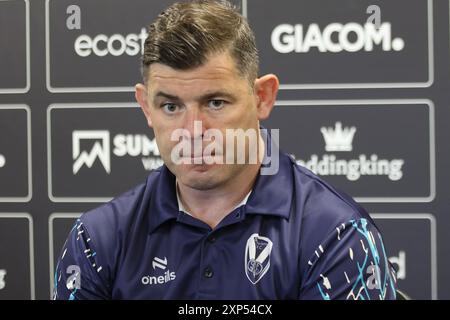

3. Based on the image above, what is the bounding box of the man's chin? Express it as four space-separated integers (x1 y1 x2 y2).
179 174 220 191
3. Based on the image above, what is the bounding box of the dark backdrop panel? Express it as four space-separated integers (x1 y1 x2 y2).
0 0 449 300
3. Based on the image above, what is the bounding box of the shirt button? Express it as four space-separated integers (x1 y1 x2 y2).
207 235 216 244
203 266 214 279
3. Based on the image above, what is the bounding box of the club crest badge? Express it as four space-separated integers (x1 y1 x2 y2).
245 233 273 284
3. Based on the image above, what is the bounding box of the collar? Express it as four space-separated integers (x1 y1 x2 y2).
147 128 294 234
175 180 252 217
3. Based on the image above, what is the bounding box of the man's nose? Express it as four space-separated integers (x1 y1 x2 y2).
182 107 207 140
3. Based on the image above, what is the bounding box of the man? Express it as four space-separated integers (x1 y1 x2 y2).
54 0 397 300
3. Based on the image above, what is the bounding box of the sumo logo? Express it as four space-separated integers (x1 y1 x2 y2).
245 234 273 285
294 122 405 182
72 130 162 175
272 22 405 53
72 131 111 174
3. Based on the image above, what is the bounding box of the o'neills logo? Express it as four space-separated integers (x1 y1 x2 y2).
272 22 405 53
294 122 405 181
142 257 176 285
141 270 176 285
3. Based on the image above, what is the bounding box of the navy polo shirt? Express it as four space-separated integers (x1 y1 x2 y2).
53 141 397 300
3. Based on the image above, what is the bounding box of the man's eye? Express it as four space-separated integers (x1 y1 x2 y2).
208 100 225 110
162 103 179 114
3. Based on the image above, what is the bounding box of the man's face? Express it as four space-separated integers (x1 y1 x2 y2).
139 52 262 191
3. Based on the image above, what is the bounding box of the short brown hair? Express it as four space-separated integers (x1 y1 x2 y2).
141 0 259 86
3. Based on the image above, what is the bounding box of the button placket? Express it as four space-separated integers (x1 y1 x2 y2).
203 234 215 278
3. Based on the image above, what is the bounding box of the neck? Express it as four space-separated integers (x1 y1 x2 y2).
177 133 265 229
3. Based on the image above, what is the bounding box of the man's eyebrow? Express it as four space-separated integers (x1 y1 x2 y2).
201 91 236 101
153 91 181 102
153 90 236 103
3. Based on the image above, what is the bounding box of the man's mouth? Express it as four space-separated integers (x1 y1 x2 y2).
181 152 222 163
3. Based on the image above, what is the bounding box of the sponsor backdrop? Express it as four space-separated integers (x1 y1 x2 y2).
0 0 448 300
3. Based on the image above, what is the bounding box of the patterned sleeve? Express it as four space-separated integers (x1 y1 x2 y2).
53 218 110 300
299 218 398 300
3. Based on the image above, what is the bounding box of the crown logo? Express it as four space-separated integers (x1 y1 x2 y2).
320 122 356 152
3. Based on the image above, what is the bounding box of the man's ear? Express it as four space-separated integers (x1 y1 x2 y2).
135 83 153 128
254 74 279 120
